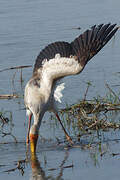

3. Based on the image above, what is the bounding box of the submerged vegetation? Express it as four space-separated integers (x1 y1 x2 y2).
50 80 120 143
0 110 17 143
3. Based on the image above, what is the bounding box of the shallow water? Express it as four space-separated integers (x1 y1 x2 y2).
0 0 120 179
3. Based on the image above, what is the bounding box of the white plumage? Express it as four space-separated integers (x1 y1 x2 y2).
54 82 65 103
39 54 82 92
25 55 79 118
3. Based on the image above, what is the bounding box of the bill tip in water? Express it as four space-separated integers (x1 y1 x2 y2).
30 134 38 153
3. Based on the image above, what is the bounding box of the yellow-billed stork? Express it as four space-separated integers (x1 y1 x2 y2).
24 23 118 153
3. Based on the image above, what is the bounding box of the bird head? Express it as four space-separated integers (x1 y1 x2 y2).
24 77 46 153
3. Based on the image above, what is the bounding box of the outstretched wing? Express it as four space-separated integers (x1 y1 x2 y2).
33 41 73 74
71 23 118 67
33 23 118 85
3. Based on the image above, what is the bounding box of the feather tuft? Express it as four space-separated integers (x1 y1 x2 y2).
54 83 65 103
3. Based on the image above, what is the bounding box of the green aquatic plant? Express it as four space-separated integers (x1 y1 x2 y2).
50 81 120 143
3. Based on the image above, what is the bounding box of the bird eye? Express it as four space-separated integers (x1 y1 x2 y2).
26 107 32 117
26 106 29 110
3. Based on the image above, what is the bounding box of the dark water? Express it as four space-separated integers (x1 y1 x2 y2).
0 0 120 179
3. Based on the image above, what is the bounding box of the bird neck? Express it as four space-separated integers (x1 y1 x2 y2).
40 77 53 102
34 110 45 129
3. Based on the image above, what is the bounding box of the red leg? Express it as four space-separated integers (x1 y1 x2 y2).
55 113 73 145
26 114 32 144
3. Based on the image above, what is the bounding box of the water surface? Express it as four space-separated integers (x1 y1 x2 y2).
0 0 120 179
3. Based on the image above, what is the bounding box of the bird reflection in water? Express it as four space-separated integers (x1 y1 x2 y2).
30 154 47 180
30 151 71 180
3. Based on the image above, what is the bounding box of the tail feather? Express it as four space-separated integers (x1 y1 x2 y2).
71 23 118 67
